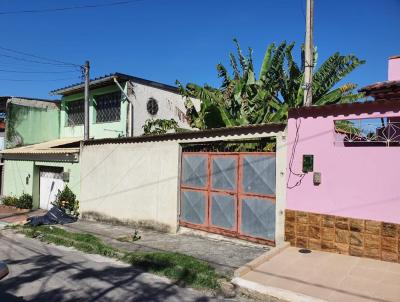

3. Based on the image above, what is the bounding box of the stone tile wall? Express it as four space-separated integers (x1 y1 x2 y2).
285 209 400 263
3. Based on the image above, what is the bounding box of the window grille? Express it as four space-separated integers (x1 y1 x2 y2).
147 98 159 115
95 91 121 123
334 117 400 147
66 99 84 126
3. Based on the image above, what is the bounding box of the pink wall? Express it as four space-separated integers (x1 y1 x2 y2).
286 103 400 223
389 56 400 81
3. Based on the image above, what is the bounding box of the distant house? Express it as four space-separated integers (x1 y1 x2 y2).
50 72 193 138
1 73 196 210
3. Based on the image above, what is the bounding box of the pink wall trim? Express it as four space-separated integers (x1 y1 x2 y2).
388 56 400 81
286 105 400 224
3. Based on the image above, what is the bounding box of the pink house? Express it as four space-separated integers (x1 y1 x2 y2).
285 56 400 262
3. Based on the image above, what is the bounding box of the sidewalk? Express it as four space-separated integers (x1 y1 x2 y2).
0 205 45 224
60 220 268 277
235 246 400 302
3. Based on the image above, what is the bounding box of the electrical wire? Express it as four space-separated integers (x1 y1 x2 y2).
0 0 146 15
0 46 81 67
0 68 78 74
0 76 81 82
0 53 80 67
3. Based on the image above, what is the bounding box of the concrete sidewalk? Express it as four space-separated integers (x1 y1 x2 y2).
60 220 268 277
235 246 400 302
0 205 45 224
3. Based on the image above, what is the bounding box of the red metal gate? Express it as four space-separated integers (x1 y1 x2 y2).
179 152 276 245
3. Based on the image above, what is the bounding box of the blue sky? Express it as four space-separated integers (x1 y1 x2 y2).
0 0 399 99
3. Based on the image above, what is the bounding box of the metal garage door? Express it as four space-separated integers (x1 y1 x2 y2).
180 152 276 245
39 167 64 210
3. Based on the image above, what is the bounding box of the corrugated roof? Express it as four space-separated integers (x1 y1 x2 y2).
1 137 81 155
50 72 180 96
359 80 400 94
84 123 286 146
288 99 400 118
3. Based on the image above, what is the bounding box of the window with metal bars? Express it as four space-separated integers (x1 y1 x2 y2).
95 91 121 123
66 99 84 126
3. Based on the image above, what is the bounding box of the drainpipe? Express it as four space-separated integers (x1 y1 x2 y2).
113 78 134 137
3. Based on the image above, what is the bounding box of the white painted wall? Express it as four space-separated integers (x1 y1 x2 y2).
80 129 287 241
80 141 181 232
131 82 198 136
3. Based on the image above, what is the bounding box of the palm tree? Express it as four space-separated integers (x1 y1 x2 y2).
177 39 365 129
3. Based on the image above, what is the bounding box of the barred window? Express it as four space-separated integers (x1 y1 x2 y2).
66 99 84 126
95 91 121 123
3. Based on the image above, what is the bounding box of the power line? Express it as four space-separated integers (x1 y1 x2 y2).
0 52 80 68
0 0 146 15
0 46 81 67
0 76 81 82
0 68 79 74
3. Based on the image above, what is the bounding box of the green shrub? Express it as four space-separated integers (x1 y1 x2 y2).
53 185 79 217
17 193 33 209
1 194 32 209
2 196 19 207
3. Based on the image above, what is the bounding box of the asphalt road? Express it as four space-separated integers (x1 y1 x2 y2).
0 230 227 302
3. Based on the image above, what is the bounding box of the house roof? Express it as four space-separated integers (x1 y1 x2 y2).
359 80 400 93
359 80 400 101
1 137 81 155
0 96 59 103
7 97 60 110
84 123 287 146
50 72 180 96
288 99 400 118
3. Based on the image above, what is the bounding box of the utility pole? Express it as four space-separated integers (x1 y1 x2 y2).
84 60 90 140
303 0 314 107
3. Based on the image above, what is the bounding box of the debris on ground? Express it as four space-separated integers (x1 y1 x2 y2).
117 230 141 242
27 206 77 227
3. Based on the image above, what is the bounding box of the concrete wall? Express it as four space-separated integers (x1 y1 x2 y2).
80 141 181 232
131 82 193 136
80 130 287 244
3 159 80 208
6 101 60 148
286 107 400 224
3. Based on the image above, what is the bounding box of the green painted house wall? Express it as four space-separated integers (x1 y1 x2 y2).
3 160 80 209
6 102 60 148
60 84 129 139
3 83 127 208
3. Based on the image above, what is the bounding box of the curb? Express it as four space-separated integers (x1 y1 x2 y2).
234 242 290 277
232 277 327 302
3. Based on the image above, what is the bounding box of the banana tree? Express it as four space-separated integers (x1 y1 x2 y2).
178 39 365 129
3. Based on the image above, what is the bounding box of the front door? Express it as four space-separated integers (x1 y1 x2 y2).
39 167 64 210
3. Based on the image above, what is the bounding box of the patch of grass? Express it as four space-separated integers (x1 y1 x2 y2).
122 252 219 289
16 225 121 258
13 225 220 290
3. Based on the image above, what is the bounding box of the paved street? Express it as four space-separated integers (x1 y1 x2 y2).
0 230 230 302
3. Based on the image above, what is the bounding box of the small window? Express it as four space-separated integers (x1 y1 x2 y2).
147 97 159 116
95 91 121 123
66 99 84 126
